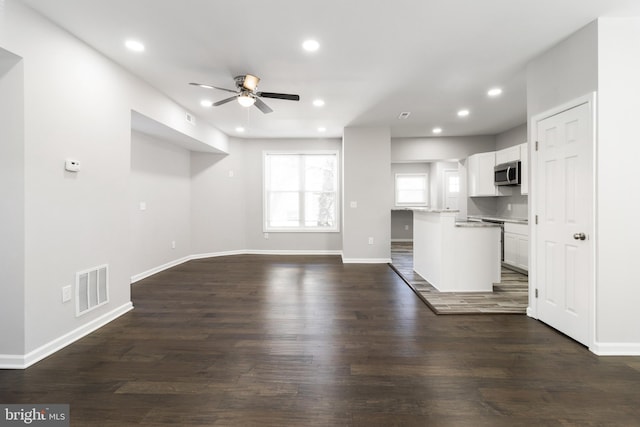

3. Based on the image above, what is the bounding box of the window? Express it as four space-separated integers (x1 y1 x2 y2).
395 173 428 206
264 151 339 232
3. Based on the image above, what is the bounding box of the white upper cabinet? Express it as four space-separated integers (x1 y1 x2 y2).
467 151 497 197
520 142 529 195
495 145 521 164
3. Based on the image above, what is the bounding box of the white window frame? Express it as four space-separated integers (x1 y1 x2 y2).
394 173 429 207
263 150 340 233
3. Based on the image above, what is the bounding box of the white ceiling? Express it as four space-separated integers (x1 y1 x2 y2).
20 0 640 139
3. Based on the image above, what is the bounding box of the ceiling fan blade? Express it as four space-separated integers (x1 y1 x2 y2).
254 97 273 114
213 96 237 106
257 92 300 101
189 82 238 94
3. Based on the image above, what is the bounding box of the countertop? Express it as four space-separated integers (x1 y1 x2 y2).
467 215 528 225
455 221 502 228
397 208 460 214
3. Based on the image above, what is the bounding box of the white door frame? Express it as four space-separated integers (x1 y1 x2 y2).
528 92 597 350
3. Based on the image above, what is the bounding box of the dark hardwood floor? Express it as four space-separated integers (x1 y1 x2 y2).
2 255 640 425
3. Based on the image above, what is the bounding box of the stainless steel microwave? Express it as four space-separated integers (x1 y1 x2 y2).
494 161 521 186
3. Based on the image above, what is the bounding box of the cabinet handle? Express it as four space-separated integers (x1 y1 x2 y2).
506 166 511 184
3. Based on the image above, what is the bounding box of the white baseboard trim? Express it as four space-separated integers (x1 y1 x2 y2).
131 256 191 284
133 250 345 284
341 257 392 264
190 249 342 260
526 307 536 318
590 342 640 356
246 249 343 256
190 250 246 260
0 302 133 369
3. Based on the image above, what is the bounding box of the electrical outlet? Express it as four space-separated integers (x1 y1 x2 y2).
368 237 374 245
507 203 512 211
264 233 269 240
171 241 176 249
62 285 72 303
139 201 147 211
404 225 409 231
350 201 357 208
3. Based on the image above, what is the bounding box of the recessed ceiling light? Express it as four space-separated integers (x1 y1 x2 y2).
125 39 145 52
302 39 320 52
487 88 503 97
457 109 470 117
235 127 245 133
432 127 443 134
313 99 325 107
318 127 327 132
200 100 213 107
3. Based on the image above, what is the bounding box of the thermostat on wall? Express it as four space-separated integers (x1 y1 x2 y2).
65 159 80 172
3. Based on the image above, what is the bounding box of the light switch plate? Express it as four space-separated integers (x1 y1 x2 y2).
62 285 72 303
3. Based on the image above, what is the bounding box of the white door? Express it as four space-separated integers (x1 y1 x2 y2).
443 170 460 210
536 101 593 346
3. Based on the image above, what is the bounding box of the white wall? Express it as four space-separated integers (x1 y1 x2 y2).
392 135 496 162
343 127 391 262
595 18 640 346
243 138 343 252
495 123 527 151
191 139 247 256
527 18 640 353
0 50 25 356
526 21 598 120
0 1 229 365
130 131 191 277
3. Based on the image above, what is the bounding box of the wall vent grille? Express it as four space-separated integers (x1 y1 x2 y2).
76 264 109 316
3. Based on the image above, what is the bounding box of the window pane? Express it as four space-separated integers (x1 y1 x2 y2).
305 155 337 192
268 192 299 227
304 192 336 227
395 173 428 205
398 190 427 204
448 176 460 193
397 176 425 190
268 155 300 191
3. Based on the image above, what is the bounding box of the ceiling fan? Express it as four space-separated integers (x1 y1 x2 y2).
189 74 300 114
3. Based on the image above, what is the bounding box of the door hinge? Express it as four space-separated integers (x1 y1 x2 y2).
535 140 539 151
535 289 538 298
535 215 538 224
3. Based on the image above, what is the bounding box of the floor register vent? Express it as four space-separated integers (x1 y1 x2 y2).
76 264 109 316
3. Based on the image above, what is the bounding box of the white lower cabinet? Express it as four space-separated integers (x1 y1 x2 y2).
504 222 528 271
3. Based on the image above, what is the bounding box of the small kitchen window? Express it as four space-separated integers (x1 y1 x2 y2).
395 173 428 206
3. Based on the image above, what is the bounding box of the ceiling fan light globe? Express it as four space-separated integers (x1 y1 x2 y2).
238 94 256 107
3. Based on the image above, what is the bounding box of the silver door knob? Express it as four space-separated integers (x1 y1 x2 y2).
573 232 586 240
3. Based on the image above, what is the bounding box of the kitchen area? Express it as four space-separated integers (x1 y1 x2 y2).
390 124 529 312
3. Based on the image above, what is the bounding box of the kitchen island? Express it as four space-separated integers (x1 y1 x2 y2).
413 209 501 292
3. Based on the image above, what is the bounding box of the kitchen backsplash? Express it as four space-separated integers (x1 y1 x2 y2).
496 194 528 219
468 194 528 219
